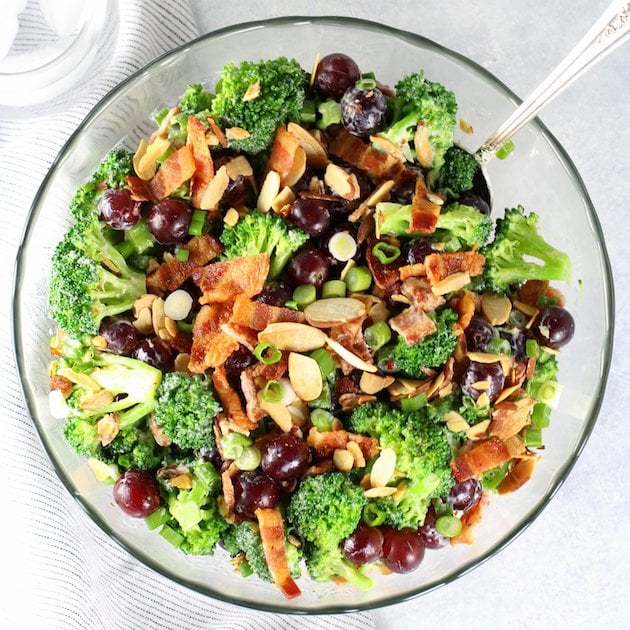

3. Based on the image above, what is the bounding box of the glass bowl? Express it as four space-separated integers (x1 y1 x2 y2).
12 16 614 614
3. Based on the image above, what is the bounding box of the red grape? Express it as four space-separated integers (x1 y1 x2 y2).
531 306 575 349
147 199 192 244
254 282 292 307
447 479 482 512
381 527 425 573
99 317 138 356
113 469 161 518
132 337 174 370
98 188 142 230
343 523 384 565
418 508 449 550
233 472 280 519
223 345 257 387
287 248 330 288
261 433 310 482
341 86 387 137
459 192 490 215
288 197 331 236
465 316 494 353
405 238 435 265
459 360 505 403
314 53 360 99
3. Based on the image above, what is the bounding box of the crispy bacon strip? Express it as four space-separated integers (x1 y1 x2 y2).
221 462 239 516
267 126 300 187
187 115 215 207
255 508 301 599
401 277 445 312
424 251 485 285
251 358 288 382
188 304 238 373
153 145 196 200
231 295 305 330
517 279 566 309
147 234 223 295
365 239 403 290
220 322 259 351
329 316 373 375
489 397 536 441
212 364 256 433
240 370 266 425
307 427 379 460
50 374 72 397
450 437 511 482
398 262 426 281
389 304 437 345
408 177 441 234
450 491 491 545
193 254 270 304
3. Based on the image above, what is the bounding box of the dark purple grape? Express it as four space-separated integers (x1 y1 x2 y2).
223 346 257 388
287 248 330 288
261 434 310 482
499 328 526 360
146 199 192 244
314 53 361 99
418 508 449 550
405 238 435 265
196 446 224 471
343 523 384 565
447 479 482 512
391 167 423 205
531 306 575 349
132 337 174 371
254 282 292 307
459 192 490 216
288 197 331 236
233 472 280 519
465 316 495 353
98 188 142 230
99 317 139 355
221 175 254 208
341 86 387 137
113 469 160 518
459 360 505 403
381 527 425 573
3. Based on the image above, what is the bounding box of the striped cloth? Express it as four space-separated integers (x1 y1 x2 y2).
0 2 375 628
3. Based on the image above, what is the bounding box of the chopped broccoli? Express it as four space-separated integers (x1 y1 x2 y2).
376 71 457 171
287 472 372 590
154 372 222 451
63 416 105 460
179 83 214 115
434 203 493 250
390 308 458 375
525 354 559 399
480 206 572 294
220 210 309 279
437 145 479 197
49 214 146 337
211 57 307 153
108 425 163 471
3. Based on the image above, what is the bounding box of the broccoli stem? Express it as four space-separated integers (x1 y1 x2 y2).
332 557 374 591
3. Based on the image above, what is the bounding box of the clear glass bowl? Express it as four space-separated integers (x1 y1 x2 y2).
12 16 614 614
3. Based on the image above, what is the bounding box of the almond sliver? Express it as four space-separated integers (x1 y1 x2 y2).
325 337 377 373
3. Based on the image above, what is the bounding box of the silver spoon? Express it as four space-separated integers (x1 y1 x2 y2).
475 0 630 203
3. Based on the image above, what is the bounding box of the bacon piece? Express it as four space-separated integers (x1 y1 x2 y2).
408 178 441 234
146 234 223 295
255 508 301 599
212 364 256 433
267 126 300 187
231 295 305 330
489 397 536 441
251 358 288 382
389 304 437 344
240 370 266 425
220 322 259 351
450 491 491 545
424 251 485 285
221 462 239 516
399 262 426 281
126 175 153 201
401 277 445 312
450 437 511 482
307 427 379 460
151 145 196 200
50 374 72 397
187 115 215 208
329 317 373 375
498 458 537 495
188 304 238 373
169 331 193 354
193 254 270 305
365 239 403 290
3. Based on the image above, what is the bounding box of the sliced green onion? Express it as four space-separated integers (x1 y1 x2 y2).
144 506 169 531
432 499 454 518
372 242 401 264
262 380 283 403
376 344 398 373
364 321 392 351
117 455 131 469
125 220 155 254
435 515 463 538
536 380 563 408
486 337 511 356
188 209 206 236
356 78 377 90
221 432 252 460
115 240 135 259
317 99 342 130
307 381 332 410
310 408 334 432
322 280 346 299
239 561 253 578
345 266 372 292
328 230 357 262
526 339 540 359
363 503 386 527
496 140 515 160
153 106 169 126
361 71 376 80
235 446 262 471
159 524 185 548
536 295 558 308
310 348 335 379
177 320 194 334
300 99 317 123
531 402 551 429
254 341 282 365
284 300 299 310
293 284 317 309
482 463 509 490
523 427 543 448
176 248 190 262
400 393 428 413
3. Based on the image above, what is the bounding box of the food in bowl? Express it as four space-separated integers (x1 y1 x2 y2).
47 52 574 598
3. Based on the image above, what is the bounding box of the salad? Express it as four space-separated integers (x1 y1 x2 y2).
48 52 575 598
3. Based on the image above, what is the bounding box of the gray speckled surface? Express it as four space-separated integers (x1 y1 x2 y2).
188 1 630 627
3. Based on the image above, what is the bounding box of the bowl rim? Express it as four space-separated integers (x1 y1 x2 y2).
11 15 615 615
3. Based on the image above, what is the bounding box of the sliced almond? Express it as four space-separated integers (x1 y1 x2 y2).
303 297 366 328
392 481 407 501
346 441 366 468
359 372 395 395
170 473 194 490
481 293 512 326
133 293 158 317
324 163 358 200
81 389 114 411
226 126 251 140
258 322 327 352
366 179 395 207
287 121 328 168
470 380 491 391
56 366 101 391
459 118 474 134
174 352 191 373
309 53 321 88
431 271 471 296
133 137 170 180
364 486 398 498
326 337 377 373
207 116 228 148
133 307 153 335
224 207 239 227
495 383 522 404
413 121 433 168
340 259 356 281
91 335 107 350
476 392 491 408
242 79 261 102
288 353 323 402
445 410 470 433
370 447 397 488
200 165 229 211
151 297 166 336
512 299 539 317
257 170 281 212
271 186 296 213
467 351 508 364
466 419 491 440
258 394 293 432
333 449 354 473
96 413 119 446
370 135 406 163
225 155 253 180
164 316 178 339
285 146 307 187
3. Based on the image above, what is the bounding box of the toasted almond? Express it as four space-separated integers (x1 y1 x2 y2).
431 271 471 296
495 383 522 404
284 145 307 188
303 297 366 328
413 121 433 168
56 366 101 391
174 352 191 373
370 447 397 488
339 259 356 281
258 322 327 352
324 163 358 200
200 165 229 210
133 137 170 180
96 413 119 446
346 441 366 468
257 170 281 212
481 293 512 326
287 121 329 168
459 118 474 134
390 294 412 305
205 131 221 146
467 351 507 364
288 353 323 402
339 393 378 412
257 394 293 432
476 392 491 408
226 126 251 141
512 299 539 317
309 52 320 88
133 307 153 335
207 116 228 148
366 179 395 207
359 372 395 395
364 486 398 498
439 382 455 398
151 297 166 336
164 316 178 339
225 155 253 180
91 335 107 350
326 337 377 373
498 458 536 495
333 449 354 473
81 389 114 411
242 79 260 102
471 380 491 391
392 481 407 501
445 411 470 433
150 105 180 142
370 135 406 163
224 207 240 227
170 473 194 490
540 345 560 355
466 419 491 440
133 293 158 317
271 186 296 213
426 192 445 205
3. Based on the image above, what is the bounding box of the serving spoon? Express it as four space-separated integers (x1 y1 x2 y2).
474 0 630 203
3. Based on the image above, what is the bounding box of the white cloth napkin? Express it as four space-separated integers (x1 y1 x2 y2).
0 2 375 627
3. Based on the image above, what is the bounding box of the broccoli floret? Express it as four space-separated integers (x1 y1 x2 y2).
108 426 163 471
390 308 458 375
49 215 146 337
63 416 107 460
377 71 457 171
287 472 371 590
220 210 308 279
434 203 493 251
69 148 134 222
179 83 214 115
154 372 221 451
525 354 559 399
211 57 307 153
480 206 571 294
437 145 479 197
